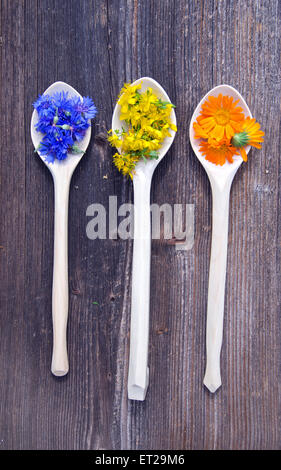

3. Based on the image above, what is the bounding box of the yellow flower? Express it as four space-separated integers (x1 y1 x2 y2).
112 153 136 179
145 125 163 140
170 123 177 132
118 82 142 119
108 131 122 148
112 153 124 171
108 82 177 177
139 87 156 113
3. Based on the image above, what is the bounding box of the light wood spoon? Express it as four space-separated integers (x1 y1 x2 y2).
189 84 251 392
31 81 91 376
112 77 176 400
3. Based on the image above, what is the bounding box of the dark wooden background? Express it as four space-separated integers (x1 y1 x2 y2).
0 0 280 450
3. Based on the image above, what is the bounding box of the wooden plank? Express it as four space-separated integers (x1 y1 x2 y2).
0 0 280 450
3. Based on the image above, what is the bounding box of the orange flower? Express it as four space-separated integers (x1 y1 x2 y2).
199 138 239 166
196 94 245 141
193 121 209 140
231 117 264 161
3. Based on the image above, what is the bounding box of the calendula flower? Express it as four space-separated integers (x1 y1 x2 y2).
199 138 239 166
193 94 264 166
193 121 209 140
108 82 177 178
231 117 264 161
196 94 245 141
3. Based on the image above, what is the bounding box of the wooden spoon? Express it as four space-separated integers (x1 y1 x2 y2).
189 85 251 392
112 77 176 400
31 81 91 376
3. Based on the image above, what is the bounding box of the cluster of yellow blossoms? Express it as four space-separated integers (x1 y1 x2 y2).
108 82 177 178
193 94 264 165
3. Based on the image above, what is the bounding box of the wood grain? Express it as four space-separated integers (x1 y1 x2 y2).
0 0 280 450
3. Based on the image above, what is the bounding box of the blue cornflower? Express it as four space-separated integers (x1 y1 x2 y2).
35 114 56 134
38 135 58 164
68 110 90 141
55 110 90 141
71 96 97 120
33 94 55 118
33 90 97 163
53 91 73 114
39 129 74 162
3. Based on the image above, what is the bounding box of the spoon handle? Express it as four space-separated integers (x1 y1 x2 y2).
51 175 70 376
203 182 231 393
128 174 152 400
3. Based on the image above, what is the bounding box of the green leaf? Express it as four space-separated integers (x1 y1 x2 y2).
154 99 176 110
71 145 84 154
148 150 159 159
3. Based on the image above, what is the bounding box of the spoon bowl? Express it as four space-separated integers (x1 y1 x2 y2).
112 77 176 400
189 84 252 392
31 81 91 376
190 84 252 185
112 77 177 177
31 81 91 178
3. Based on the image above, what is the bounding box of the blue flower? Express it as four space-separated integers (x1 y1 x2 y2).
68 110 90 140
53 91 73 114
33 90 97 162
39 129 74 163
35 116 54 134
71 96 97 119
55 110 90 141
33 94 56 118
